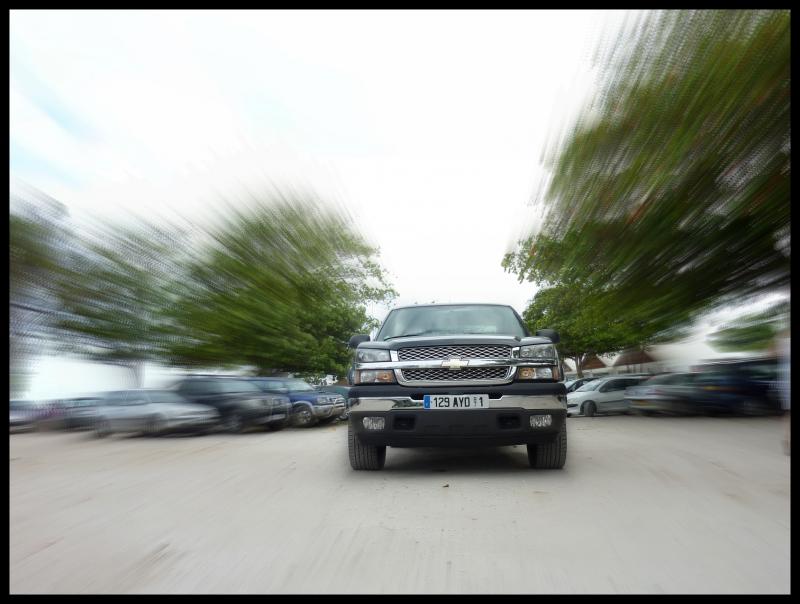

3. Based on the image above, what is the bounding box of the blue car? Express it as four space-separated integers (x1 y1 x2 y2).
692 358 782 416
250 377 347 427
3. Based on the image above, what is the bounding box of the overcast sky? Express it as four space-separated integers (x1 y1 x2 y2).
13 10 782 396
10 9 643 319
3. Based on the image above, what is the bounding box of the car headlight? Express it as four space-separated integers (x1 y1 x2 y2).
356 348 391 363
519 344 556 360
354 370 397 384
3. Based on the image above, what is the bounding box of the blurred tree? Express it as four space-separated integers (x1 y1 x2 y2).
505 10 790 328
167 191 395 378
52 217 187 387
707 300 789 353
521 280 684 377
9 188 69 397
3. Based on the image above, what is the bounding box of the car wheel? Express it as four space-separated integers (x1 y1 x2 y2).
583 401 596 417
146 415 166 436
736 398 767 416
224 412 246 433
527 422 567 469
293 406 316 428
266 420 289 431
348 420 386 470
94 418 111 438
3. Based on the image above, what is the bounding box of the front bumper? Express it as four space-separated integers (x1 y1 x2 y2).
311 403 347 419
349 383 566 447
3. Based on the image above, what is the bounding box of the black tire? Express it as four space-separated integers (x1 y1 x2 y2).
224 411 246 434
266 420 289 431
583 401 596 417
94 418 111 438
348 420 386 470
736 398 768 416
293 406 317 428
146 415 166 436
527 422 567 469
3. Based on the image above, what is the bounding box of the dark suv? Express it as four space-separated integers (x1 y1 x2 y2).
171 376 291 433
251 377 346 427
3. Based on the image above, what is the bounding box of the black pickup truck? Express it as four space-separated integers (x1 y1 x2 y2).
346 303 567 470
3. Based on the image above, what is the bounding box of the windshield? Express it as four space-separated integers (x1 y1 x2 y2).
377 305 527 340
214 380 262 394
284 380 316 392
148 391 188 404
575 380 602 392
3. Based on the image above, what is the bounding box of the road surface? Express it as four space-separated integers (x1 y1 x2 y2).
10 415 790 594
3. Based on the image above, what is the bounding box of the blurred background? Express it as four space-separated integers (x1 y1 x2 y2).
10 9 789 420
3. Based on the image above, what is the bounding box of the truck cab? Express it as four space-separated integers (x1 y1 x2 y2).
346 303 567 470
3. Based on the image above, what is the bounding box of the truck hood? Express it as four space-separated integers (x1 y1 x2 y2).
357 334 553 351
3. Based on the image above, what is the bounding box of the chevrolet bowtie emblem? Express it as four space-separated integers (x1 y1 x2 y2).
441 357 469 371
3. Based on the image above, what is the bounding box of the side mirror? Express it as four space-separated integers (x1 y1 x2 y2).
535 329 560 344
348 334 370 348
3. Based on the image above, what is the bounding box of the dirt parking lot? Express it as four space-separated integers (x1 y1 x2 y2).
9 415 790 594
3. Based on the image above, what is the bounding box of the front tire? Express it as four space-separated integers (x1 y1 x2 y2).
293 406 317 428
94 418 111 438
224 412 246 433
527 422 567 469
348 421 386 470
583 401 596 417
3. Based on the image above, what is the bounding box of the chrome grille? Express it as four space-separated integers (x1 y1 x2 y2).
401 367 510 381
397 345 512 361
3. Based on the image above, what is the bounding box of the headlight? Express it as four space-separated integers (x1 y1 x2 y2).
519 344 556 360
356 348 391 363
355 370 396 384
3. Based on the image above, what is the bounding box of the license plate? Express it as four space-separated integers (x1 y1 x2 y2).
423 394 489 409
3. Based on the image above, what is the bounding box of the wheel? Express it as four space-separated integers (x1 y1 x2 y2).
527 422 567 469
266 419 289 431
224 412 246 433
583 401 596 417
146 415 166 436
736 398 767 416
94 418 111 438
293 406 317 428
348 420 386 470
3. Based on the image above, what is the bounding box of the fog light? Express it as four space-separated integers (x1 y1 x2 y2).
362 417 385 430
530 414 553 428
356 370 396 384
519 367 536 379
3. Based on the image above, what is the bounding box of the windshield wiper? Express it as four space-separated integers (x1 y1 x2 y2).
383 332 433 340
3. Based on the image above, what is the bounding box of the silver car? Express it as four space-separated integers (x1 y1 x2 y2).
94 389 219 437
566 375 651 417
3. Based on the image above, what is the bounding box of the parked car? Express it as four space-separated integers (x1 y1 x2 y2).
93 390 219 437
171 376 289 433
252 377 346 427
63 397 103 430
567 375 650 417
563 377 599 394
626 373 703 415
239 378 292 430
691 358 782 416
10 399 38 433
317 385 351 420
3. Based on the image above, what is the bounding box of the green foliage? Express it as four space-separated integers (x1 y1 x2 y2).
167 191 395 377
707 300 789 352
521 280 682 375
505 10 790 331
52 216 186 382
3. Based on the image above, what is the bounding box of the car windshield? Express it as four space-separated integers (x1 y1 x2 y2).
575 380 602 392
284 380 316 392
214 380 262 394
148 391 188 404
377 305 527 340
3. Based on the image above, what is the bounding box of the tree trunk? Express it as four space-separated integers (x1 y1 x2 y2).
127 361 145 388
575 355 584 378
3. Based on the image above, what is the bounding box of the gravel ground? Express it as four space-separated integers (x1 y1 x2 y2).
9 415 791 594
